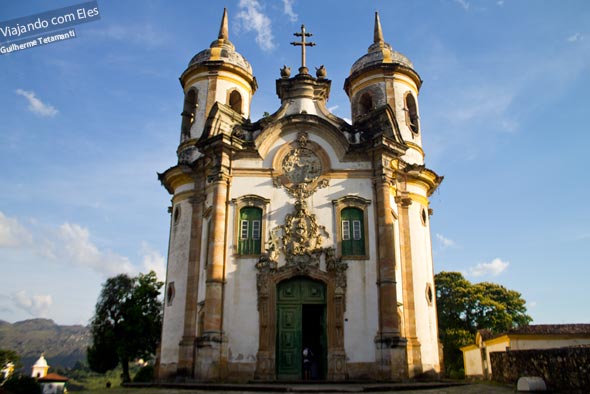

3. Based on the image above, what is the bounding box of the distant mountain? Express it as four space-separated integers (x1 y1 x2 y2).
0 318 90 371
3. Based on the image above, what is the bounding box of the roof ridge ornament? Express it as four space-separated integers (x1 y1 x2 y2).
218 7 229 41
369 11 389 52
290 24 315 75
210 8 234 50
374 11 384 45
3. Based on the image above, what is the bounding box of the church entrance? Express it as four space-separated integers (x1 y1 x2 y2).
276 277 327 380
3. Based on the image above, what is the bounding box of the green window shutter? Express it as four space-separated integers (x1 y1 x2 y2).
341 208 365 256
238 207 262 255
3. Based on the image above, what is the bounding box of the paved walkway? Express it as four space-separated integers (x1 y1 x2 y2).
121 382 515 394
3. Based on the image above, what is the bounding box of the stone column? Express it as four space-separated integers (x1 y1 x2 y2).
396 193 423 378
374 175 408 380
177 191 205 378
196 153 230 380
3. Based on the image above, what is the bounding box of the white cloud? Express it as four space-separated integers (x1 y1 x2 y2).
328 105 339 112
57 223 135 277
467 258 509 277
0 212 33 248
436 233 456 249
528 301 537 308
282 0 298 22
140 241 166 281
567 33 584 43
0 213 164 279
15 89 58 117
497 0 504 5
236 0 275 51
13 290 53 318
454 0 470 10
343 117 352 125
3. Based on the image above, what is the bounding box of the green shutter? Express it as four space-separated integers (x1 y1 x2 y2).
341 208 365 256
238 207 262 255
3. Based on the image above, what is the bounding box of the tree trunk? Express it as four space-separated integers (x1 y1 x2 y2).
121 357 131 383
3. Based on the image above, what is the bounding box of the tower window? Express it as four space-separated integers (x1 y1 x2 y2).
359 93 373 116
181 88 198 138
238 206 262 255
341 207 365 256
405 93 419 134
167 282 175 306
229 90 243 114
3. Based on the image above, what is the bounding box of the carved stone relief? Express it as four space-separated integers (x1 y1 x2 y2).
254 131 348 380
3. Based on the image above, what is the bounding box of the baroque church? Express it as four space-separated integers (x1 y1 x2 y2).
156 9 443 382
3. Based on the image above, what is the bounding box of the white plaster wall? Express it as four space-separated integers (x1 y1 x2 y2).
214 76 251 117
185 71 252 141
176 183 195 194
351 75 387 108
407 199 440 369
223 256 259 363
160 199 193 364
463 347 484 376
511 337 590 350
401 148 424 166
196 218 208 304
185 79 209 140
485 340 510 374
284 97 320 117
393 79 422 146
344 260 378 362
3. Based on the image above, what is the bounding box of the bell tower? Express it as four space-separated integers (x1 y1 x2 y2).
344 12 424 166
344 13 442 379
177 8 257 163
157 8 257 381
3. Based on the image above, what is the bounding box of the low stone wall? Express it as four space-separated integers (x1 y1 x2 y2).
490 346 590 393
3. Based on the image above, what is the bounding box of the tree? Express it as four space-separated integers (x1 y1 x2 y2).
434 271 532 378
0 349 21 375
87 271 163 382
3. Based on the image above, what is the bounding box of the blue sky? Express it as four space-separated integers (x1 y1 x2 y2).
0 0 588 326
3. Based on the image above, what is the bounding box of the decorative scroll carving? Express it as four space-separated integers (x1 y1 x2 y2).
273 132 330 199
254 130 349 380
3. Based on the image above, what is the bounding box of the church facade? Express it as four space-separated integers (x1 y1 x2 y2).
156 9 443 382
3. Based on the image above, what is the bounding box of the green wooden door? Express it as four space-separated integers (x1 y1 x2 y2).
276 277 326 380
277 304 301 379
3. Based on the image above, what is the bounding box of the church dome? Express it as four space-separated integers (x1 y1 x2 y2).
187 9 252 75
188 41 252 74
349 13 414 75
33 354 48 368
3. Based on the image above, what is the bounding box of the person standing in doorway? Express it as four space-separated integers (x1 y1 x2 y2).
302 346 314 380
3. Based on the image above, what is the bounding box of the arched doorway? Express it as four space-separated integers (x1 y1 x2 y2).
276 277 327 380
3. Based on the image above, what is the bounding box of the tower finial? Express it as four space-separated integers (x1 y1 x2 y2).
374 11 384 45
218 8 229 40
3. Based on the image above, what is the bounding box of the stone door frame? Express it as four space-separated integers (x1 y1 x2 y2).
254 264 347 381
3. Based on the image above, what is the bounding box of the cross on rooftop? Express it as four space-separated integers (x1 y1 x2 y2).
290 24 315 74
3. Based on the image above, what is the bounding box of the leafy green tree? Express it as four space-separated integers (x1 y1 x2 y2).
0 349 21 373
434 271 532 378
87 271 163 382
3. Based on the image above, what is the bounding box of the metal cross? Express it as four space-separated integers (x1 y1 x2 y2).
291 24 315 73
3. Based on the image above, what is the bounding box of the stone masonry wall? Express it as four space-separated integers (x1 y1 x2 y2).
490 346 590 393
